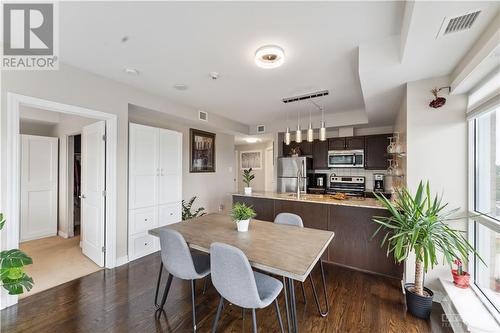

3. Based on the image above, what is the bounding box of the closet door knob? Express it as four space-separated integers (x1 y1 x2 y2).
80 194 86 199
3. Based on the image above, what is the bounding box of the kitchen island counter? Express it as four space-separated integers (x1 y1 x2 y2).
232 192 402 279
233 191 387 210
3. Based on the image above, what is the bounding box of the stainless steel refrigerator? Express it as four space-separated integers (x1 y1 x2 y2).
277 156 312 193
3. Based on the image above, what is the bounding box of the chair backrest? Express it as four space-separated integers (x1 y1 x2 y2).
274 212 303 228
159 228 198 280
210 242 261 309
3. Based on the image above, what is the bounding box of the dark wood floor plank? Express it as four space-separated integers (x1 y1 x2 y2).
1 252 448 333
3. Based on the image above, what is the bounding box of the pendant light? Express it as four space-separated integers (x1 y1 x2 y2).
295 110 302 143
307 109 314 142
284 111 291 145
319 106 326 141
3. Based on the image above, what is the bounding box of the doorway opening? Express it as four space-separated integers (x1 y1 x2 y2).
3 93 117 308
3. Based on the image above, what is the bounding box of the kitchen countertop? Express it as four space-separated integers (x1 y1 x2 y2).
232 191 388 210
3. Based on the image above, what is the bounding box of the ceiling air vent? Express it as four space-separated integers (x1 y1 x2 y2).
282 90 329 104
198 110 208 122
437 10 481 38
257 125 265 133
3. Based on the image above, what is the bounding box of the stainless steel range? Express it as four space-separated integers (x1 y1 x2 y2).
327 175 366 197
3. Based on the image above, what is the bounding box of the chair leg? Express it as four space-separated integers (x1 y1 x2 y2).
274 299 285 333
157 273 173 313
300 282 307 304
212 296 224 333
281 277 291 333
308 259 329 317
202 276 209 295
154 262 163 307
191 280 197 332
251 308 257 333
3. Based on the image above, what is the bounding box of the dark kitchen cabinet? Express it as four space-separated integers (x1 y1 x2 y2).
328 138 345 150
232 196 274 222
327 205 403 279
299 141 313 156
364 134 391 170
346 136 365 149
328 136 365 150
282 141 298 157
312 139 328 169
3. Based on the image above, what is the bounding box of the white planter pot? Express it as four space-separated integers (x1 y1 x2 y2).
236 219 250 232
244 187 252 195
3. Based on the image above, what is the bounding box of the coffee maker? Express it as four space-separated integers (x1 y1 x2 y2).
374 174 385 192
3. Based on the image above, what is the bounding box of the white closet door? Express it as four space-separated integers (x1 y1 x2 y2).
158 129 182 205
81 121 106 267
129 124 159 209
20 135 58 242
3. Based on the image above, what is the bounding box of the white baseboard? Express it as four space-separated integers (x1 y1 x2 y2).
58 230 68 238
115 255 129 267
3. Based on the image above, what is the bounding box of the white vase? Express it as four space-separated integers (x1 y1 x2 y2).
236 219 250 232
244 187 252 195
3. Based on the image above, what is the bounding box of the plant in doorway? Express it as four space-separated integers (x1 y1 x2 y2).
243 168 255 195
182 196 206 221
372 182 480 319
0 213 34 295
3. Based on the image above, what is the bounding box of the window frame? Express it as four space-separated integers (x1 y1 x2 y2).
467 110 500 323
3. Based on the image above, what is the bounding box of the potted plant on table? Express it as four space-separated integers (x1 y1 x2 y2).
243 168 255 195
372 181 478 319
230 202 256 232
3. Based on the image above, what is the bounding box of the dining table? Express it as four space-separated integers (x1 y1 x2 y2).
149 213 334 333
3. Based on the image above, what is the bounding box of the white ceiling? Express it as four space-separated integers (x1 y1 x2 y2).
58 1 499 131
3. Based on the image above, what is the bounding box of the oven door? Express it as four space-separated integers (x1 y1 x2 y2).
328 150 364 168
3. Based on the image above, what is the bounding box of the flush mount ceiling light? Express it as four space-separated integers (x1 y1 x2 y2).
173 84 189 91
245 137 260 144
255 45 285 69
124 67 139 75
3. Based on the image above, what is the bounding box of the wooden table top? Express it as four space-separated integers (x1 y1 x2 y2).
149 213 334 282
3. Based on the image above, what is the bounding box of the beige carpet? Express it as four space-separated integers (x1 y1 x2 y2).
19 235 102 298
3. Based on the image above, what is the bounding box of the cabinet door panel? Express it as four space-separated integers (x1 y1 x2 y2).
346 136 365 149
159 202 182 226
129 124 159 209
299 142 313 155
312 140 328 169
364 134 391 170
328 138 345 150
130 207 157 234
232 196 275 222
158 129 182 205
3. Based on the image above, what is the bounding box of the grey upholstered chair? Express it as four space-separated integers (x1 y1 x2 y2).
210 242 284 333
274 213 329 318
157 229 210 332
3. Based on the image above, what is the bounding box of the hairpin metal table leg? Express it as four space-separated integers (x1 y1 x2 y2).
309 259 329 317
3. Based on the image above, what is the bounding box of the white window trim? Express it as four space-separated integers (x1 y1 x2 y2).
466 112 500 324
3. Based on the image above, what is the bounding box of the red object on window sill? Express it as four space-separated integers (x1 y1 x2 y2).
452 269 470 288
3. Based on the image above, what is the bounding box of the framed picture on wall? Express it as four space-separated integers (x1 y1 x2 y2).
190 128 216 173
240 150 262 170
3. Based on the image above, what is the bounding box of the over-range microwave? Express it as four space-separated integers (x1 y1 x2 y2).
328 150 364 168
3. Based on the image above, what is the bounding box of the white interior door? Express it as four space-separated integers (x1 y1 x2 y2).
20 135 58 242
81 121 105 267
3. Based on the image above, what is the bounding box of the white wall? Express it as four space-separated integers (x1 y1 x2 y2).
235 142 273 192
129 107 236 214
1 63 248 261
403 75 468 297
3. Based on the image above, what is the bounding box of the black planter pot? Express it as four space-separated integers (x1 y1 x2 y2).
404 283 434 319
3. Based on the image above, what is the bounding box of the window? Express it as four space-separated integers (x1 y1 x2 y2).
470 102 500 320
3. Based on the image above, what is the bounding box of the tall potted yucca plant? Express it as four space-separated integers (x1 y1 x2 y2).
372 181 478 319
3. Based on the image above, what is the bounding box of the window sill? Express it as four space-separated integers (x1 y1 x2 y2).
439 277 500 332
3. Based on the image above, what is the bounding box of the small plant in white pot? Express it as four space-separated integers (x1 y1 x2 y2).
243 168 255 195
230 202 256 232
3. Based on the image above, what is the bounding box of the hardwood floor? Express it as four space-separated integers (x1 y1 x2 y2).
1 253 450 332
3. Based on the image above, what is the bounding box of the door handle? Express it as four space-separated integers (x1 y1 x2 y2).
79 194 86 199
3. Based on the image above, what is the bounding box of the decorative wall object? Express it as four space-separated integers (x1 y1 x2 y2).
240 150 262 170
429 86 450 108
190 128 216 172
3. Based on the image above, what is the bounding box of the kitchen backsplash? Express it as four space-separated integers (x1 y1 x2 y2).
313 168 387 192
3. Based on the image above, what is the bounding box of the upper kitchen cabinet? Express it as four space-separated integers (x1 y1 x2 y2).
312 139 328 169
328 136 365 150
364 134 391 170
281 141 312 156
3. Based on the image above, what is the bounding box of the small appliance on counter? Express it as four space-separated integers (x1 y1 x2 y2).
327 175 366 197
308 173 327 194
374 173 385 192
